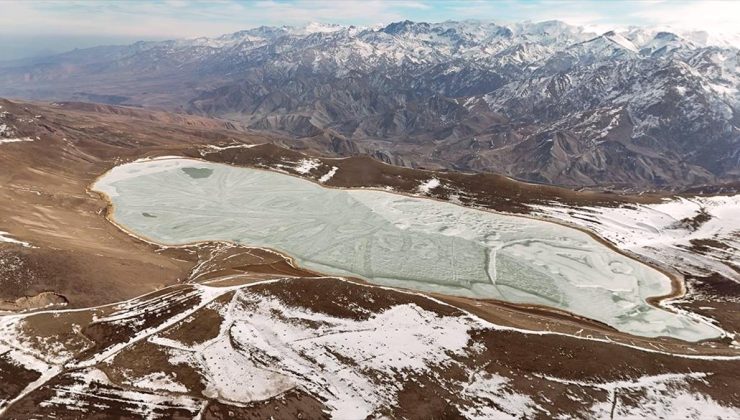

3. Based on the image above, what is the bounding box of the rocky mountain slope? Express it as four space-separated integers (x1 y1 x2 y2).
0 20 738 187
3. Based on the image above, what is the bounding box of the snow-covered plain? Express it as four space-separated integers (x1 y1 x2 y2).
0 276 737 418
531 195 740 281
160 287 540 419
38 368 202 417
93 158 722 341
539 371 738 419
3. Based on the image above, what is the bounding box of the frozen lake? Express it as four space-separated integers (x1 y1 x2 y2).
93 158 721 341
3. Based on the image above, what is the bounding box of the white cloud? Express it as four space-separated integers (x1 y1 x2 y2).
0 0 736 44
628 0 740 34
0 1 409 39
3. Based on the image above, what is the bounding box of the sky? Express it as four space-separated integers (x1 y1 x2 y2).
1 0 738 60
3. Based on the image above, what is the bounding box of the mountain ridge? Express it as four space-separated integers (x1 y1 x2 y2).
0 19 738 188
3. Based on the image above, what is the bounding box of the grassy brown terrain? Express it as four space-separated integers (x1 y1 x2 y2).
0 99 272 308
2 276 738 419
0 98 738 418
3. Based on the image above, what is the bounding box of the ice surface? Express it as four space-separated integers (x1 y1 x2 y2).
93 158 721 341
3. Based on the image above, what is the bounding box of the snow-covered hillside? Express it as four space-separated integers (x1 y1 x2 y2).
531 195 740 282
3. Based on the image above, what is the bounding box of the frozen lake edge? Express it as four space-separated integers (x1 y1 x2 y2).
92 157 723 342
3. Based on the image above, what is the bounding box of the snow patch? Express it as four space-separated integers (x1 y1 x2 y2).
0 137 34 145
318 166 338 183
294 158 321 174
458 371 540 419
38 368 202 417
204 143 262 152
130 372 188 393
531 194 740 282
417 178 441 194
0 231 33 248
154 289 476 418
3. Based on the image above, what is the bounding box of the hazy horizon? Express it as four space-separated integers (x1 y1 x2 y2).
1 0 739 60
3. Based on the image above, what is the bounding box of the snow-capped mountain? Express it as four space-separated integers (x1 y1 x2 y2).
0 20 737 187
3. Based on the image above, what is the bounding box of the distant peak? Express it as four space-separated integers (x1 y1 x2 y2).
591 30 639 53
381 20 429 35
655 31 678 40
301 22 344 33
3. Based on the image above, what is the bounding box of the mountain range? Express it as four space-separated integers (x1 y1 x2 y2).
1 20 738 188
